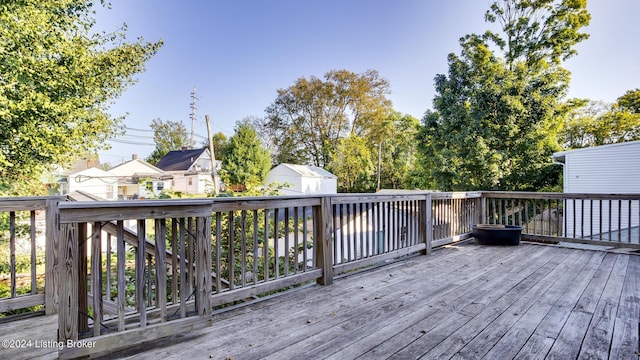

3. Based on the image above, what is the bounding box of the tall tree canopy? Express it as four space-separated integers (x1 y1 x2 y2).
417 0 590 191
221 120 271 190
146 118 189 165
561 90 640 149
0 0 161 194
260 69 392 168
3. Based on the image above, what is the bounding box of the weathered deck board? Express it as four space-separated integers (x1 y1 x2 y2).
2 242 639 360
609 254 640 360
93 243 637 360
0 314 57 360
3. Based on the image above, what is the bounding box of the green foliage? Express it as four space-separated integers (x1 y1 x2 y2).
0 247 45 275
0 0 162 194
260 69 392 168
561 95 640 148
416 0 589 191
328 135 375 193
380 113 420 190
221 119 271 190
207 131 228 162
617 89 640 114
146 118 189 165
484 0 591 68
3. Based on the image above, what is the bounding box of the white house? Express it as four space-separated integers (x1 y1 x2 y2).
155 148 222 195
552 141 640 240
67 167 118 200
266 164 337 195
108 155 172 199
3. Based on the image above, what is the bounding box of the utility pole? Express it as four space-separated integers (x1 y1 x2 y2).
189 87 197 149
205 114 219 196
376 142 382 192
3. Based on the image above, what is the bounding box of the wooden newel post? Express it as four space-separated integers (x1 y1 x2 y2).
58 223 79 342
424 193 433 255
195 216 212 316
45 198 60 315
315 196 333 285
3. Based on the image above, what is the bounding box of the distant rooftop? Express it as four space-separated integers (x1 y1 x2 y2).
156 148 208 171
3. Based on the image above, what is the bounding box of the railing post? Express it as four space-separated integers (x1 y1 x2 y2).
195 216 212 316
480 192 486 225
58 223 79 342
45 198 60 315
425 193 433 255
315 196 333 285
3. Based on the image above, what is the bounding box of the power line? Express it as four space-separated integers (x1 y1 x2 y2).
119 134 155 140
109 139 155 146
124 126 153 133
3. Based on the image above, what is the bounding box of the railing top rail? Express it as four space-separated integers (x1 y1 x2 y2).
482 191 640 200
331 193 430 204
431 191 482 200
0 195 67 211
59 199 215 223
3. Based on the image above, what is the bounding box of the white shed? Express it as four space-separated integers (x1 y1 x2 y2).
552 141 640 239
266 164 337 195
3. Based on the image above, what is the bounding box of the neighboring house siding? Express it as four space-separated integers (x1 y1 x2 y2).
108 158 171 199
563 141 640 194
554 141 640 239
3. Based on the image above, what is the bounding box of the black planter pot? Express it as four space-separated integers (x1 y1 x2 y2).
471 224 522 246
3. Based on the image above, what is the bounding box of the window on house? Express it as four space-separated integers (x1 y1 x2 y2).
157 182 164 191
188 177 193 186
106 185 114 199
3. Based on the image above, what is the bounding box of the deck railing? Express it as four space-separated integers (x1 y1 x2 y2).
330 194 431 276
0 196 64 316
431 192 482 247
1 191 639 358
482 192 640 248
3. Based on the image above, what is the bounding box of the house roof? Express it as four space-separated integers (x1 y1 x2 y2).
274 163 337 179
108 158 172 181
552 140 640 163
156 148 209 171
69 167 118 184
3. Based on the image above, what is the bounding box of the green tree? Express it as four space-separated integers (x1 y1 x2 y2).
260 69 392 168
379 113 420 190
561 92 640 149
0 0 162 194
207 132 228 162
616 89 640 114
221 120 271 190
417 0 589 191
146 118 189 165
328 135 375 193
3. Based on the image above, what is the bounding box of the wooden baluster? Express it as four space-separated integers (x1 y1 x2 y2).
155 219 167 322
78 223 88 334
117 221 126 332
136 219 146 328
91 222 103 336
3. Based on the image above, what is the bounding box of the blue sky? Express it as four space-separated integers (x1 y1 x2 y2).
94 0 640 165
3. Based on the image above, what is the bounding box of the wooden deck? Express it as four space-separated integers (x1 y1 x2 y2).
3 242 640 359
